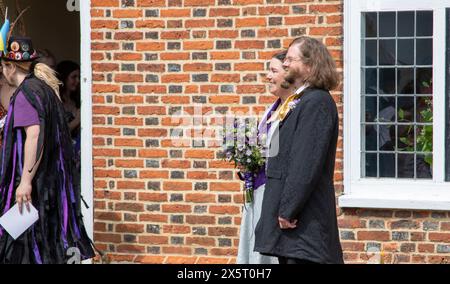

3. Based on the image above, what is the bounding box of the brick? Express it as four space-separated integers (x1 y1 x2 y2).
285 16 316 25
135 256 165 264
136 43 165 51
186 237 215 246
184 0 214 6
163 225 191 234
91 20 119 29
92 42 119 50
390 220 420 229
138 236 168 245
183 63 213 72
429 233 450 242
114 32 143 40
208 30 239 39
208 227 238 237
161 9 190 17
116 223 145 233
309 4 342 14
137 0 166 7
309 27 342 36
233 0 262 4
357 231 390 241
185 193 216 203
209 205 240 215
210 8 240 17
136 20 165 28
185 20 215 28
161 31 190 39
113 9 143 18
235 40 265 49
162 204 192 213
160 177 192 189
186 215 216 225
418 244 434 253
115 203 144 212
184 41 214 50
92 0 119 7
185 150 215 159
165 256 197 263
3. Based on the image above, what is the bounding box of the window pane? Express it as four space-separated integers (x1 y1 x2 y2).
416 39 433 65
379 12 396 37
378 96 395 122
379 39 395 65
398 11 415 37
397 68 414 94
397 125 414 151
364 40 378 66
397 39 414 65
379 124 395 151
417 11 433 37
397 96 414 122
363 68 377 94
416 68 433 94
380 153 395 177
416 97 433 123
379 68 396 94
364 96 377 122
365 125 378 151
398 153 414 178
363 153 378 177
364 12 378 38
416 125 433 152
416 154 432 179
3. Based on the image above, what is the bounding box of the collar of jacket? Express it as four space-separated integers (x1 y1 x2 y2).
267 84 309 124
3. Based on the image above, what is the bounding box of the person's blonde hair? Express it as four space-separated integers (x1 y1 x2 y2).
5 61 61 99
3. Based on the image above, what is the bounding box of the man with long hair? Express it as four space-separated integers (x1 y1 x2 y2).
254 37 344 264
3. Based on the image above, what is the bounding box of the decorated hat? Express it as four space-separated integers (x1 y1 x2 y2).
2 36 38 61
0 6 35 62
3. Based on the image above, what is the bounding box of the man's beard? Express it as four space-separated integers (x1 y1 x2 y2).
281 68 301 90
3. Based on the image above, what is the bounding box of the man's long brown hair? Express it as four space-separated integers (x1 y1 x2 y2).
289 36 340 91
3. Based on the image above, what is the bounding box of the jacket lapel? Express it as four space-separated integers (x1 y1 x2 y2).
279 88 312 128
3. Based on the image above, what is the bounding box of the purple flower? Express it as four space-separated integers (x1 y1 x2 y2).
288 101 297 110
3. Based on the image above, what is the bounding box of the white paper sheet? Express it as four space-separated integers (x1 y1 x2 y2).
0 203 39 240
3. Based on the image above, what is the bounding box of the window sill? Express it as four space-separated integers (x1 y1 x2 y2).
339 191 450 211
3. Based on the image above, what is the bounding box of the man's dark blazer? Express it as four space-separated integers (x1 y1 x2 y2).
254 87 344 264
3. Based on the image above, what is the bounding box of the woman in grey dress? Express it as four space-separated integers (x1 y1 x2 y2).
237 51 295 264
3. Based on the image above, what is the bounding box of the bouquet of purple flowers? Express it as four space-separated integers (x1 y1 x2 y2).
221 117 266 203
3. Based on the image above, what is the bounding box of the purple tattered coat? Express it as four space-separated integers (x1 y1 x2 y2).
0 74 95 264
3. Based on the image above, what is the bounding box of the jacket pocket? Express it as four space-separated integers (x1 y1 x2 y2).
266 168 282 179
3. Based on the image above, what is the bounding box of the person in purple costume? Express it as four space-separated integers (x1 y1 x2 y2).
0 36 96 264
237 50 296 264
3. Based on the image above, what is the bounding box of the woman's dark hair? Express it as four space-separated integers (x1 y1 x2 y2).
56 60 80 108
273 50 287 62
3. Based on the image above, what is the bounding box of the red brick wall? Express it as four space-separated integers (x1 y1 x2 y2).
90 0 449 264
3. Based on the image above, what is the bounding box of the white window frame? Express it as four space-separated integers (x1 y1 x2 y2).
340 0 450 210
80 0 93 243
